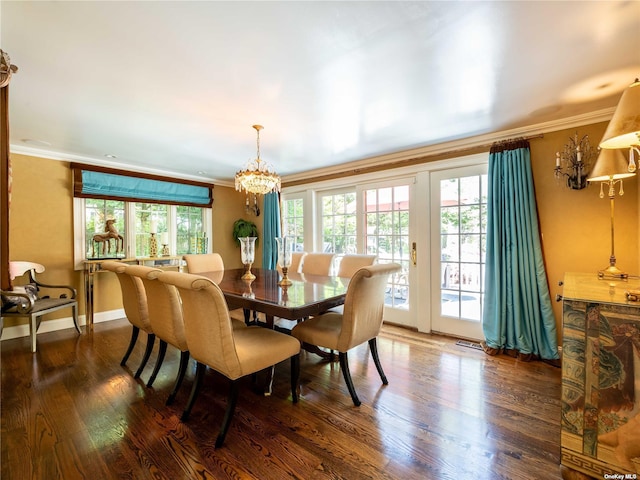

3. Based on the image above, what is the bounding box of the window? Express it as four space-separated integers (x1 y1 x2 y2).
72 163 212 268
319 191 356 254
282 198 304 252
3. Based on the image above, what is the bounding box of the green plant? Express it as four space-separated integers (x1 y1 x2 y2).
232 218 259 247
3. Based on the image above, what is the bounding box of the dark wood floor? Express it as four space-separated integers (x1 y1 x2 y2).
1 319 563 480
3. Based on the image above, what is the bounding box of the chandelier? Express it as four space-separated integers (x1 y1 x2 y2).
235 125 281 195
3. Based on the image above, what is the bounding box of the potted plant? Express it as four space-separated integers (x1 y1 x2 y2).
232 218 259 247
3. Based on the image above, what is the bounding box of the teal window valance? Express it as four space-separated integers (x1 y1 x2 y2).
72 163 213 207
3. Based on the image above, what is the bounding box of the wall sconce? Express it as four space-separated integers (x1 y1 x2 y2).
599 78 640 174
587 148 636 279
245 193 260 216
554 132 594 189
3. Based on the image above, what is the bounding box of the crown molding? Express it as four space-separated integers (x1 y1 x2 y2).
281 107 615 185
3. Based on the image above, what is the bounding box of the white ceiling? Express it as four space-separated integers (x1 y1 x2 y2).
2 1 639 185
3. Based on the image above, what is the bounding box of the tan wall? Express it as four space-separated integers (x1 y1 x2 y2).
5 153 258 328
531 122 638 333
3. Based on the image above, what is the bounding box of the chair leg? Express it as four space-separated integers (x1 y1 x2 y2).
369 338 388 385
72 303 81 334
182 362 206 421
134 333 155 378
291 353 300 403
121 326 140 366
146 340 167 386
30 314 37 353
338 352 361 406
166 351 190 405
215 380 240 448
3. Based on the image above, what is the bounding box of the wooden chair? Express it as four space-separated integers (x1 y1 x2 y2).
157 270 301 448
336 254 377 278
182 253 224 274
1 261 80 352
101 261 155 378
125 264 189 405
301 253 336 276
291 263 401 406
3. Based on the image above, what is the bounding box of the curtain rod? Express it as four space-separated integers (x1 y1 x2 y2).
284 133 544 188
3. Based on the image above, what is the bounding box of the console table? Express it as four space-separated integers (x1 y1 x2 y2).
560 272 640 479
83 256 184 328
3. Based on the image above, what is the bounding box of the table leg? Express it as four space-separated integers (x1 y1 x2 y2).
84 267 94 331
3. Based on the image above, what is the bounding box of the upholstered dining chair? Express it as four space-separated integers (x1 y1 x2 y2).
301 253 336 276
289 252 307 274
184 252 255 324
157 270 301 448
291 263 401 406
336 254 377 278
1 261 80 353
101 261 156 378
125 264 189 405
182 253 224 274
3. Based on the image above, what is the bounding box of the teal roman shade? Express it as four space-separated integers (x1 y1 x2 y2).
72 163 213 207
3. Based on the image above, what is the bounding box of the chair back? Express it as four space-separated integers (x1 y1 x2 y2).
337 254 377 278
183 253 224 274
301 253 336 276
126 265 188 351
157 271 243 378
9 261 45 282
101 261 151 332
338 263 401 351
290 252 307 273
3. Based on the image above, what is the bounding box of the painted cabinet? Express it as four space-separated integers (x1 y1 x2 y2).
561 273 640 479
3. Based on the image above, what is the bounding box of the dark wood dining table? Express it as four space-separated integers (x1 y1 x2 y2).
199 267 350 328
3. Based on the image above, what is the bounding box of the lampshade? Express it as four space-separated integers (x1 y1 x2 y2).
599 79 640 149
587 148 636 182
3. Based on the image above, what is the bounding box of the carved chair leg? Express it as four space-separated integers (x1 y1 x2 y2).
216 379 240 448
146 340 167 386
182 362 206 421
72 303 81 334
121 326 140 366
369 338 388 385
166 350 190 405
339 352 361 406
30 314 38 353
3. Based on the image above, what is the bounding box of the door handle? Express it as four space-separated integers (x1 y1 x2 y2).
411 242 417 266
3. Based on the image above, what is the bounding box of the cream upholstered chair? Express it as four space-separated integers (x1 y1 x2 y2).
125 264 189 404
182 253 224 274
101 261 156 378
301 253 336 276
291 263 401 406
289 252 307 274
337 254 377 278
157 270 301 448
184 252 254 324
1 261 80 352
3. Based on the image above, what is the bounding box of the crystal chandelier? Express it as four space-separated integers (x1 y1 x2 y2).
235 125 281 195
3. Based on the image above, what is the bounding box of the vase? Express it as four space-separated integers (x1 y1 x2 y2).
275 237 293 286
239 236 257 280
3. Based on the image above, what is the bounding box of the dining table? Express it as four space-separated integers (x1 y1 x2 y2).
199 267 350 328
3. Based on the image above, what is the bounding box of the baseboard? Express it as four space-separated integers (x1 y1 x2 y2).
1 308 125 341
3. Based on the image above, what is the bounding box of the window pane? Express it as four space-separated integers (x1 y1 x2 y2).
86 199 125 258
176 206 205 255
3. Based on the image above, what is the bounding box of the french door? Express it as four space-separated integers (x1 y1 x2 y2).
430 165 487 340
360 179 414 327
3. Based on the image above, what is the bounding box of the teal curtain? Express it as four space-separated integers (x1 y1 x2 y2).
482 140 559 361
262 192 281 269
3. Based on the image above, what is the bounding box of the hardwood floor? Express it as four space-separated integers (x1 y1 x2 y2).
1 319 563 479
